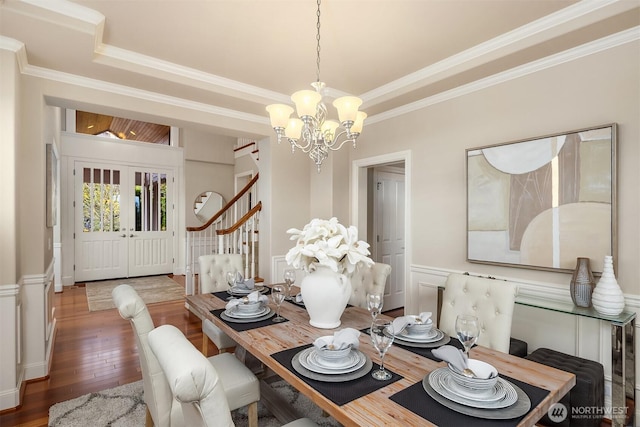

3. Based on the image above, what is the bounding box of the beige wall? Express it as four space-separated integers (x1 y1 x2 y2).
183 128 236 228
350 40 640 295
0 48 19 285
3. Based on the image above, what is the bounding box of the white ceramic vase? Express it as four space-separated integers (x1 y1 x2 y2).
591 256 625 316
300 265 352 329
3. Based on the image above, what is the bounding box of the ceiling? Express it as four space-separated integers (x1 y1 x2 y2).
1 0 638 138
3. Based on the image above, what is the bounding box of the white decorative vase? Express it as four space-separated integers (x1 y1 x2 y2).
591 256 625 316
300 265 352 329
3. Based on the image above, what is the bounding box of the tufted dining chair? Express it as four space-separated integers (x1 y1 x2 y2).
149 324 319 427
438 273 518 353
198 254 244 354
113 284 260 427
348 262 392 309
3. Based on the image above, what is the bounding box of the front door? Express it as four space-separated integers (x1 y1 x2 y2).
74 162 174 282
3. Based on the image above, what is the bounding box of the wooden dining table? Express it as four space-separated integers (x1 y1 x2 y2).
186 288 575 427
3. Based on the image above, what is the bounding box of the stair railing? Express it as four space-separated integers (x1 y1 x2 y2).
185 173 259 294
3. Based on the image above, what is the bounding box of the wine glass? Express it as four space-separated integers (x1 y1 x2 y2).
455 314 480 356
283 268 296 301
370 318 394 380
271 284 286 323
366 293 384 320
225 270 237 300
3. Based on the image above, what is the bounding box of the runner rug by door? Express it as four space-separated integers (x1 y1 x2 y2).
85 275 184 312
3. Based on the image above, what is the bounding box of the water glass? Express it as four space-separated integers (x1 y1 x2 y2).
366 293 384 320
455 314 479 356
271 284 286 323
283 268 296 300
370 318 394 380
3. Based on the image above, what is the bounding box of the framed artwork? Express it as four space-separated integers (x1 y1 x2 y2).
46 143 58 228
466 124 616 274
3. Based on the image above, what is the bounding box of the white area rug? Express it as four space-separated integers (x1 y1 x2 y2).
85 275 184 311
49 379 342 426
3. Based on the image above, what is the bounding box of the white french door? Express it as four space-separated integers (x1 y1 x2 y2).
74 162 174 282
374 169 406 310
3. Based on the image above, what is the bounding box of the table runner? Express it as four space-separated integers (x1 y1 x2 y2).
271 344 403 406
389 374 549 426
211 289 271 303
210 308 288 332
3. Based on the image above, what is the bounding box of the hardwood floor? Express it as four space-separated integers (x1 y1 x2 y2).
0 276 404 427
0 275 204 427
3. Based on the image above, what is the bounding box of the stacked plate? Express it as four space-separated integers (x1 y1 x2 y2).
386 326 450 348
221 304 274 323
427 367 518 409
227 285 267 297
292 347 372 382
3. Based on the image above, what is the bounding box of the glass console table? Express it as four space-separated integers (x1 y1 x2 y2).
515 296 635 427
437 287 635 426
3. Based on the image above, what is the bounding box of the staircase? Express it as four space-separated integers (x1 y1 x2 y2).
185 173 261 295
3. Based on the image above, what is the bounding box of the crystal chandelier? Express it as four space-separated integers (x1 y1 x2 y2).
266 0 366 173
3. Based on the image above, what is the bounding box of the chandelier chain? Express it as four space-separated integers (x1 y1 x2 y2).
316 0 321 83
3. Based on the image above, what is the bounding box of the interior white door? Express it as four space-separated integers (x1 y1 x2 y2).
74 162 174 282
374 169 406 310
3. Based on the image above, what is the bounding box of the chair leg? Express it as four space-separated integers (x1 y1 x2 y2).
247 401 258 427
145 407 153 427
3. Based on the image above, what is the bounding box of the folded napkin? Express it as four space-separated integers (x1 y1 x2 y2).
313 328 361 350
391 311 433 334
225 290 268 310
432 345 468 373
295 293 304 303
232 272 255 290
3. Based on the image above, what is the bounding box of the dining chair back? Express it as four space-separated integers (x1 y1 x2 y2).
149 324 319 427
348 262 392 308
439 273 518 353
112 284 174 427
198 253 244 293
149 324 235 427
198 254 244 354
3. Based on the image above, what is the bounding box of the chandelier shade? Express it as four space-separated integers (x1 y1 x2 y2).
265 0 365 172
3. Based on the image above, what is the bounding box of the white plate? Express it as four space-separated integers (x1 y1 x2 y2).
220 308 275 323
224 306 269 318
399 327 438 340
428 368 517 409
227 285 266 296
298 348 366 375
308 349 360 369
391 328 445 343
439 371 507 402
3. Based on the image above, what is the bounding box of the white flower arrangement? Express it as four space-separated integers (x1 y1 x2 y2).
285 217 374 274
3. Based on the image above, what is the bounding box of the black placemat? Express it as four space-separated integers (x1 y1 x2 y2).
360 328 466 361
210 308 288 332
271 344 403 406
389 374 549 426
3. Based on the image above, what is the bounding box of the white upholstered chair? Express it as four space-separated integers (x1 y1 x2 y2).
149 324 319 427
198 254 244 354
113 284 260 427
438 273 518 353
112 284 175 427
348 262 392 309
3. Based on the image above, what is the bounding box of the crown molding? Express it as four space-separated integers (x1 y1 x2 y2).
368 26 640 125
22 63 269 126
360 0 638 108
